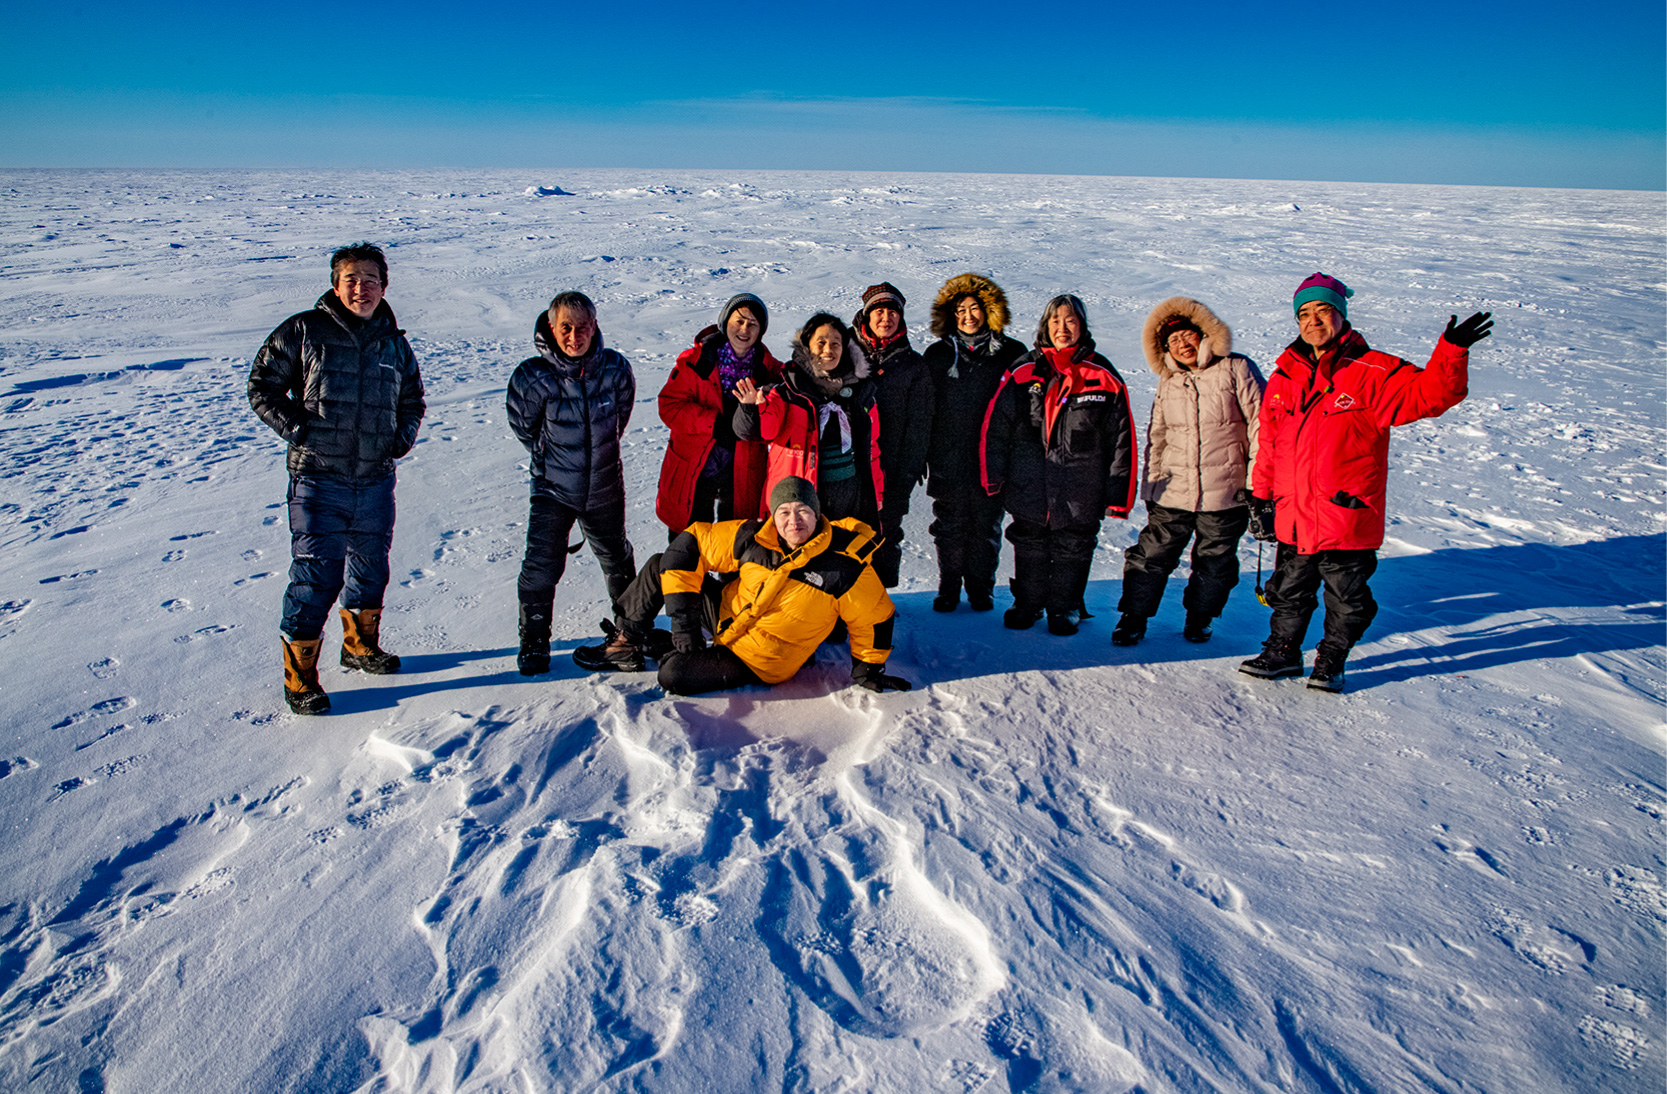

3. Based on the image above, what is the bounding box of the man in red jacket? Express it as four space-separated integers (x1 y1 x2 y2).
1239 273 1492 692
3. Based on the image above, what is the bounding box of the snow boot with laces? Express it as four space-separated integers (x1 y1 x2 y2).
340 608 401 674
1307 643 1348 693
282 636 331 715
572 619 646 672
1238 637 1304 679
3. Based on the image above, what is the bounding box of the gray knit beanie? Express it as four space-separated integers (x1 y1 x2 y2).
769 476 821 516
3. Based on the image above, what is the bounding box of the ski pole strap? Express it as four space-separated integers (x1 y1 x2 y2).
1255 541 1269 607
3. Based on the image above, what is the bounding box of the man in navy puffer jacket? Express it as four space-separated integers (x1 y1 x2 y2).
507 291 638 674
249 242 426 716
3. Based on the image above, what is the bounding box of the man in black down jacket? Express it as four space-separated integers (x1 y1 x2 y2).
249 242 426 715
506 291 638 675
851 282 933 588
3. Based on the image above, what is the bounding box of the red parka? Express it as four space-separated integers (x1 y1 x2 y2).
655 328 783 531
1253 326 1469 553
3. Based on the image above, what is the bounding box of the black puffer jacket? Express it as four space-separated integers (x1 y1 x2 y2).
924 330 1027 498
853 325 934 495
249 292 426 480
981 342 1137 527
506 310 636 510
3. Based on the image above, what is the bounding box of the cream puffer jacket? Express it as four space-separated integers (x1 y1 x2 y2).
1139 297 1266 513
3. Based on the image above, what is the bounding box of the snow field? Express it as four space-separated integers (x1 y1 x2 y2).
0 169 1661 1092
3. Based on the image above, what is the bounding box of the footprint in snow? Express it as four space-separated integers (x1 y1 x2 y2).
986 1001 1144 1094
757 792 1004 1039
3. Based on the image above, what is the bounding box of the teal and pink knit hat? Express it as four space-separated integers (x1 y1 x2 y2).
1292 272 1353 318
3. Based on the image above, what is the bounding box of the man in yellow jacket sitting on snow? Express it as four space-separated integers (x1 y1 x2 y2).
574 476 912 695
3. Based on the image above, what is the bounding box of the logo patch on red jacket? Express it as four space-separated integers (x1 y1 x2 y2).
1332 392 1356 410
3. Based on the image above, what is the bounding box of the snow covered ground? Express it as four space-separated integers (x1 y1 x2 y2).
0 168 1661 1094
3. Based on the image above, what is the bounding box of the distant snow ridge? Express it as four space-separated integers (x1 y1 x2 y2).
524 186 573 197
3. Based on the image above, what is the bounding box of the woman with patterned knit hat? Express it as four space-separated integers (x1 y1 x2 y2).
655 294 784 541
922 274 1027 612
1111 297 1265 647
981 295 1137 636
851 281 933 588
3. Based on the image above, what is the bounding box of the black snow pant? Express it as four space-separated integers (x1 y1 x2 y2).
1118 502 1251 621
929 483 1005 597
281 472 395 641
613 551 765 695
1263 543 1379 653
1006 517 1101 618
519 494 637 610
871 482 917 589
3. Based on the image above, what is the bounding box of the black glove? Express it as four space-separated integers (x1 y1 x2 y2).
1247 496 1278 543
852 660 912 693
1443 312 1493 349
671 630 705 655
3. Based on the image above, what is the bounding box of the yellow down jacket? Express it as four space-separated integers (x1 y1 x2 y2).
660 517 896 685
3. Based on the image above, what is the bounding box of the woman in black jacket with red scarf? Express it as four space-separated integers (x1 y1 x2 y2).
981 295 1136 635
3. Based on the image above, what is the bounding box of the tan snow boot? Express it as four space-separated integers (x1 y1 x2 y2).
339 608 401 674
282 637 331 715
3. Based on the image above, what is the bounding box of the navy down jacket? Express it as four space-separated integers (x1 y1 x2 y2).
506 310 636 510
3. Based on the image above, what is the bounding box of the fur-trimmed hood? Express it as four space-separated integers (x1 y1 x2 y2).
930 273 1010 340
1142 297 1234 377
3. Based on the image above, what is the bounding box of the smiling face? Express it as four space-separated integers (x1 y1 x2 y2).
773 500 819 549
1046 304 1082 349
807 323 843 372
1297 301 1346 350
726 306 762 356
333 260 385 319
1167 328 1201 366
866 306 902 342
549 306 596 358
954 295 987 336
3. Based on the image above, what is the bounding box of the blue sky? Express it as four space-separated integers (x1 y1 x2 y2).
4 0 1662 189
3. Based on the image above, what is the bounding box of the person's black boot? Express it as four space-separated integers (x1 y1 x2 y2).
1307 643 1348 692
1238 637 1304 679
964 580 995 612
518 603 552 676
1111 614 1146 646
933 576 961 613
1183 612 1214 643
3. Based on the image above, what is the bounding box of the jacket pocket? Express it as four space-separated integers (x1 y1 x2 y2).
1329 490 1370 510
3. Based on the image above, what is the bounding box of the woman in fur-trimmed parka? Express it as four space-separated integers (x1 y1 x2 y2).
655 294 783 538
733 312 884 528
982 295 1136 636
1112 297 1265 647
923 273 1028 612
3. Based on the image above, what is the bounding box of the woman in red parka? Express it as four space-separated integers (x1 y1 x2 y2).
1239 272 1492 692
655 294 784 540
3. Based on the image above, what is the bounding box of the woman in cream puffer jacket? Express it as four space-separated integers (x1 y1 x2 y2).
1113 297 1265 646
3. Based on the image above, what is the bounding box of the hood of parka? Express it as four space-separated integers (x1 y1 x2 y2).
929 273 1010 340
1142 296 1233 378
789 326 871 397
532 308 606 373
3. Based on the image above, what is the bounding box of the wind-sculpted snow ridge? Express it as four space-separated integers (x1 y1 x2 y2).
0 169 1661 1092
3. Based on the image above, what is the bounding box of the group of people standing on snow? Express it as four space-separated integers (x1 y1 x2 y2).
249 243 1491 715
